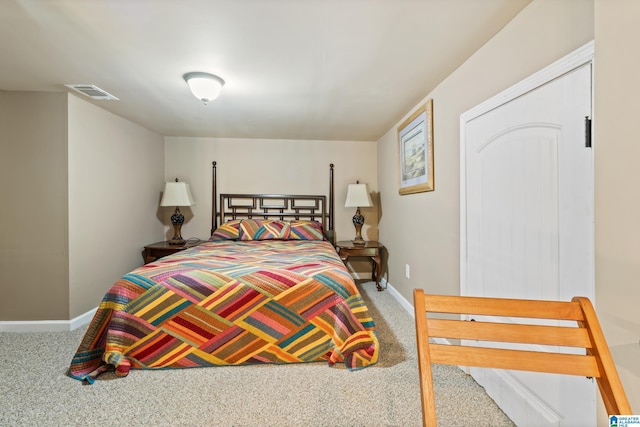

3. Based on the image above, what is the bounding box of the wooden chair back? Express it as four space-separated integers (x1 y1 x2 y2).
413 289 631 426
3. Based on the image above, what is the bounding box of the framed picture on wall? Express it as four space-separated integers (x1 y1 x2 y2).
397 99 434 195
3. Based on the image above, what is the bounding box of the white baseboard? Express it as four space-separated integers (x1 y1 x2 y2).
70 307 97 330
0 307 97 332
381 277 415 317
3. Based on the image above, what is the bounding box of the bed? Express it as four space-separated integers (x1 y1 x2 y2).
68 162 379 383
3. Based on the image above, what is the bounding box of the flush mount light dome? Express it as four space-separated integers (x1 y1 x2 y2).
183 72 225 104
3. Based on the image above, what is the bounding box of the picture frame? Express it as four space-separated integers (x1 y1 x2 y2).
397 99 434 195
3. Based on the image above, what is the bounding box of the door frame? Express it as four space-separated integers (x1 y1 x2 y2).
459 40 595 298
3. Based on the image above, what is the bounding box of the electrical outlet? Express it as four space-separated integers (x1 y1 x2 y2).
405 264 410 279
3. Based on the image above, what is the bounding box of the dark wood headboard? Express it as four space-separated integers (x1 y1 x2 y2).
210 162 335 239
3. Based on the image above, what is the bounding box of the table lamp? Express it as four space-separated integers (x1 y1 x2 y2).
344 181 373 245
160 178 195 245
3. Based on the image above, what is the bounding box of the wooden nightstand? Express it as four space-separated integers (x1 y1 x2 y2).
142 240 201 264
336 240 384 291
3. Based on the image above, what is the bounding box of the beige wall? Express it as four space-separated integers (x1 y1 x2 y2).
594 0 640 414
0 91 70 320
164 137 378 276
0 92 164 322
68 95 165 318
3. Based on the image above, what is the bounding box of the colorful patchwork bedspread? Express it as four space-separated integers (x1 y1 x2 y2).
68 240 378 383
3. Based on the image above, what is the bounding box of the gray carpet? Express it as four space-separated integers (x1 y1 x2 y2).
0 281 514 426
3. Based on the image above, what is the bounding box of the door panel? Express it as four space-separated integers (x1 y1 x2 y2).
462 62 595 426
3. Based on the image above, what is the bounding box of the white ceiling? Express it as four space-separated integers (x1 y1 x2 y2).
0 0 531 141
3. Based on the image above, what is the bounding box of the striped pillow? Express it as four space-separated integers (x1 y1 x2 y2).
239 219 291 240
289 220 325 240
209 219 242 240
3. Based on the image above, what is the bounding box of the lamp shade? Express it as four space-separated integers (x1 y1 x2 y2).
183 72 225 104
160 181 195 207
344 183 373 208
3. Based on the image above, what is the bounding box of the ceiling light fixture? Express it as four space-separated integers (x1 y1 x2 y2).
183 72 225 105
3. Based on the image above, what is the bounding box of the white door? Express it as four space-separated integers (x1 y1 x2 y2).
461 44 595 427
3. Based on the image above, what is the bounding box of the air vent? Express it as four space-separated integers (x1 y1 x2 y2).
64 84 119 101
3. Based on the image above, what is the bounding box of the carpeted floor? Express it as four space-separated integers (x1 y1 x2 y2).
0 281 514 426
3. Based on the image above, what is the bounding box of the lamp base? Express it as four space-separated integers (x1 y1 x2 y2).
352 237 366 246
352 210 366 245
169 209 185 245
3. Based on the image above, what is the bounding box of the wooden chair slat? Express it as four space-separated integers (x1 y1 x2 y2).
423 294 584 320
429 344 599 376
426 318 592 348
